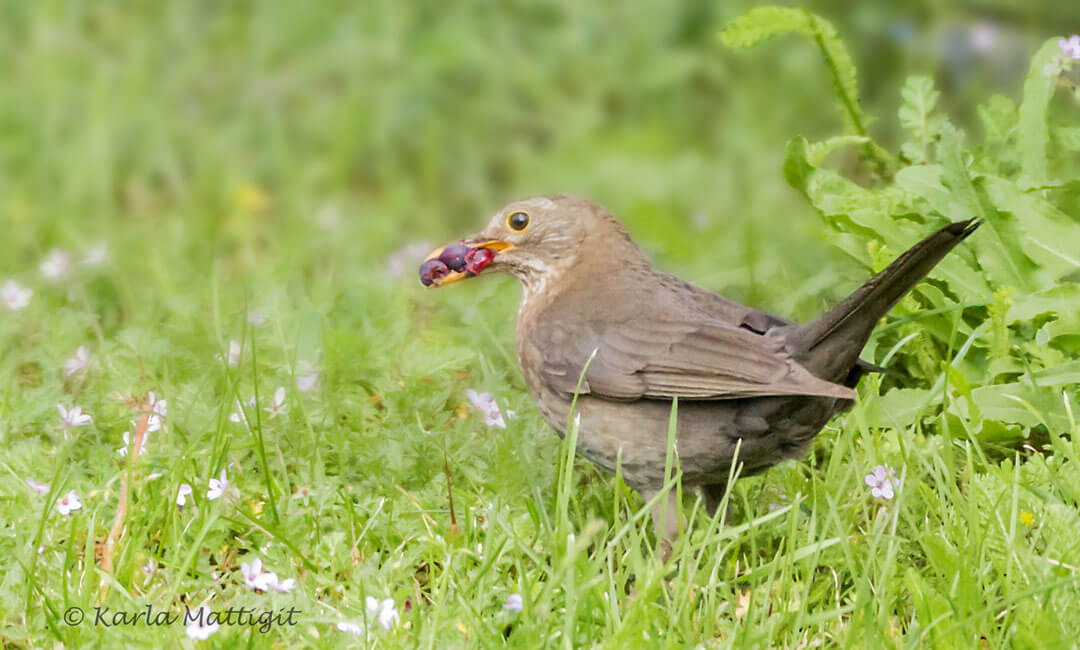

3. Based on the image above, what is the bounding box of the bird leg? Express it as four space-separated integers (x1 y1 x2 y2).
703 482 732 521
643 488 681 561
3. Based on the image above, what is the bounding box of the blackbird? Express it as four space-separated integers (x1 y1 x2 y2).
423 195 979 538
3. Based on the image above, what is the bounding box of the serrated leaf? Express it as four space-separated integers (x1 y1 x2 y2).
897 149 1029 290
895 165 968 219
890 165 993 298
1018 39 1063 189
898 76 943 164
978 95 1017 146
940 123 1029 289
899 76 940 133
719 6 818 49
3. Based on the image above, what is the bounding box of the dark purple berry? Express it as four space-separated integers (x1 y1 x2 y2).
419 258 449 287
438 242 471 272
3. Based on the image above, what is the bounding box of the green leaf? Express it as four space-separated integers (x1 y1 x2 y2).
980 175 1080 280
1018 39 1064 189
895 165 968 220
808 135 871 167
783 136 814 196
1005 285 1080 323
1056 127 1080 152
898 76 943 164
978 95 1017 147
824 231 873 267
1031 362 1080 387
784 135 869 194
939 124 1030 290
968 383 1073 432
896 147 1034 291
875 388 932 427
719 6 817 49
893 165 995 298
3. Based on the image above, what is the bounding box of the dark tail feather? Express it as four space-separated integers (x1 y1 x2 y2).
793 219 981 381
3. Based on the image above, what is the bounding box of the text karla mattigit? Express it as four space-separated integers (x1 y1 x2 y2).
80 604 301 633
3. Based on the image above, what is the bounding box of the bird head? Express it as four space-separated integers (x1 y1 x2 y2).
421 195 630 291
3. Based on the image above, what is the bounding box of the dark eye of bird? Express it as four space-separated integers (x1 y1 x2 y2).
507 211 530 231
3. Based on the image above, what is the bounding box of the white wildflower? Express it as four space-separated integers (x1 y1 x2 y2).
64 345 91 377
39 249 71 279
1 279 32 311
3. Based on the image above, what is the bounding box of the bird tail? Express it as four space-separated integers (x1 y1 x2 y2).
792 219 981 382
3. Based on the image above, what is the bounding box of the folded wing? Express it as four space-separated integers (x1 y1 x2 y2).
536 317 855 402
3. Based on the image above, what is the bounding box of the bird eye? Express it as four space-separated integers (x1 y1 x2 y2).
506 211 530 232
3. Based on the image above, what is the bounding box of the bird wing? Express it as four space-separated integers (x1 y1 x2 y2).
536 316 855 402
686 281 888 386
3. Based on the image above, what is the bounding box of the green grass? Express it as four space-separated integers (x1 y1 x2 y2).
2 2 1079 647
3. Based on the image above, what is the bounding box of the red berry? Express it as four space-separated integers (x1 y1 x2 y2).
465 247 496 274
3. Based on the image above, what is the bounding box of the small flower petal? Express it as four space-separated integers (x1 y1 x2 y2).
176 483 193 508
149 392 167 418
56 489 82 516
64 346 91 377
58 404 93 430
364 596 400 630
1 280 31 311
227 340 242 367
117 431 131 457
241 558 264 589
504 593 524 611
39 249 71 279
247 309 267 326
1059 35 1080 60
83 242 108 267
206 469 228 501
185 606 220 640
267 387 287 418
337 621 364 635
297 371 318 393
376 600 398 630
466 389 507 429
864 464 896 500
27 477 50 494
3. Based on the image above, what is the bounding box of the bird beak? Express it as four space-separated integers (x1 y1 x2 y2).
420 239 514 287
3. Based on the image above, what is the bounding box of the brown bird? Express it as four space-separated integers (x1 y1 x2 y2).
422 195 979 539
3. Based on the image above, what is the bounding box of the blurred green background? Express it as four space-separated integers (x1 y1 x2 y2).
1 1 1073 318
3 1 1080 646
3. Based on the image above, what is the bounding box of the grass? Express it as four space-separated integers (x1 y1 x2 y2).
2 2 1079 647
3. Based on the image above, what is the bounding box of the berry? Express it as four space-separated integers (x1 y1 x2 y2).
419 258 450 287
438 242 471 272
465 247 496 274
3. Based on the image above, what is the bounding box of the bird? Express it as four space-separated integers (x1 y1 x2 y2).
421 195 980 542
